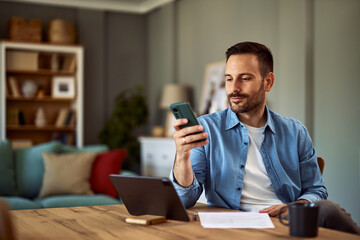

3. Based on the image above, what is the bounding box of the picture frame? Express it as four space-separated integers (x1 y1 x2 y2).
52 76 75 99
164 111 176 138
199 61 228 115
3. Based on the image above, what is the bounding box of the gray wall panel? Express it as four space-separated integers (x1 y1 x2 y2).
77 9 106 145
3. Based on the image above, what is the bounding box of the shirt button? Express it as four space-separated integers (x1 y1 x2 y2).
240 165 244 168
237 187 241 191
244 142 248 145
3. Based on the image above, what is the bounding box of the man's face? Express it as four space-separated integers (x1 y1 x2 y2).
225 54 266 114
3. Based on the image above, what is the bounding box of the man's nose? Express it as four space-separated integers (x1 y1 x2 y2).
229 79 242 93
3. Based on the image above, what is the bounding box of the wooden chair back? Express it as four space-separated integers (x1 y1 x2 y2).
0 201 15 240
317 157 325 175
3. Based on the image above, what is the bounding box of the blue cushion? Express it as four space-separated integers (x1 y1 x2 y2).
15 141 62 199
0 140 17 196
0 196 42 210
61 144 109 153
35 194 122 208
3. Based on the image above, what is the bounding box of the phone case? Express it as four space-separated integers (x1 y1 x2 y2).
170 102 199 129
170 102 206 142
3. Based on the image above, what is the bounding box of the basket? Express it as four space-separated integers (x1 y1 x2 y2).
47 19 76 44
7 17 42 42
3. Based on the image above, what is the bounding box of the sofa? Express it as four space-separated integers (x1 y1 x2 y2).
0 140 135 210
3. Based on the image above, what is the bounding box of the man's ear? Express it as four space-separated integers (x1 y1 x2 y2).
264 72 275 92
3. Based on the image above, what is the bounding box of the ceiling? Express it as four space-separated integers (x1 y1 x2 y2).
7 0 175 14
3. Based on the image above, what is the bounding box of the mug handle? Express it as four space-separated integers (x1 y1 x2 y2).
279 205 289 226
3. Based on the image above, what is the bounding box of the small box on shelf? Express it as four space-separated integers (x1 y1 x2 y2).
11 139 33 149
6 50 39 71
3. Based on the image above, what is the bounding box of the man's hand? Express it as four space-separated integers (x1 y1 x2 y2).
259 199 310 217
259 204 288 217
172 118 208 187
173 119 209 160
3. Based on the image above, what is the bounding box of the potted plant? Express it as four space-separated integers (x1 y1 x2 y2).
98 85 148 172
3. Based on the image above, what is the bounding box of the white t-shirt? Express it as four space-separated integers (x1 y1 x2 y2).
240 124 283 212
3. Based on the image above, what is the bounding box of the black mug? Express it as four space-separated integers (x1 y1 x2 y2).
279 202 319 237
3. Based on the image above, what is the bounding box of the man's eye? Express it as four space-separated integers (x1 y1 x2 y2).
242 77 251 81
226 78 232 81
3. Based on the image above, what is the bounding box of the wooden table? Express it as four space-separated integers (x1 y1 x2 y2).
10 204 359 240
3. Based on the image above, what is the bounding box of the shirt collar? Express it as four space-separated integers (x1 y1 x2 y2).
225 105 276 134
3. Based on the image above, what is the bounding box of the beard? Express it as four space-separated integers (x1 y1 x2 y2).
227 81 266 114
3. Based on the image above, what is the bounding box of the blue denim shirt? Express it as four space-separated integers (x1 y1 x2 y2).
170 106 328 209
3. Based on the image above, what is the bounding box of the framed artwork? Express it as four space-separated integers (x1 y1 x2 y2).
164 111 176 138
199 61 228 115
52 76 75 99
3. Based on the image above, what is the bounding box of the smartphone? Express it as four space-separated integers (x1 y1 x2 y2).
170 102 206 142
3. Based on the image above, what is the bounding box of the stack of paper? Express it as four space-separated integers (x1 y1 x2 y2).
198 212 275 229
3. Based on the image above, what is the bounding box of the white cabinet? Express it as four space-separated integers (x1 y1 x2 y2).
139 136 207 203
139 137 175 177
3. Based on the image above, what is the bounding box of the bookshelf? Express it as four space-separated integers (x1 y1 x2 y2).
0 40 83 147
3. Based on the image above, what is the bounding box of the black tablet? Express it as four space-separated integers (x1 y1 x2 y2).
109 175 190 222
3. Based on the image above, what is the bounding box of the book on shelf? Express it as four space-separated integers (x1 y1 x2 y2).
8 77 21 97
64 109 74 126
61 55 76 73
55 108 69 127
66 133 75 145
6 83 11 97
18 111 26 125
51 132 75 146
68 110 76 126
11 139 33 149
7 108 19 125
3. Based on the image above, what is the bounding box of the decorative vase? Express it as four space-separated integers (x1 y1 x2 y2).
35 107 47 127
22 80 37 97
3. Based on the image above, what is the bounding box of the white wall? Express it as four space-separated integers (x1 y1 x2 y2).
147 0 360 224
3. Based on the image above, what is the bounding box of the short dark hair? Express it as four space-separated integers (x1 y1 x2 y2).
225 41 273 79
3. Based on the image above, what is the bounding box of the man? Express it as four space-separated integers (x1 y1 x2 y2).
170 41 360 234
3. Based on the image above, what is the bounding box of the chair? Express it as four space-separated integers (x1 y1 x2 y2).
0 201 15 240
317 157 325 175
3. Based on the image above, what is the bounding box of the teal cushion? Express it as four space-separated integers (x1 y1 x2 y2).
35 194 121 208
0 196 42 210
61 144 109 153
120 170 138 176
15 141 62 199
0 140 17 196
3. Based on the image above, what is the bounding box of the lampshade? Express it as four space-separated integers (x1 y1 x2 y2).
160 84 190 109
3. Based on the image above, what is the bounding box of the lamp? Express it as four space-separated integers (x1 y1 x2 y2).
160 84 190 109
159 84 190 137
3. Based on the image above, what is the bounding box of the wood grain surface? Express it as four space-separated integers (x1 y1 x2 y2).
10 204 359 240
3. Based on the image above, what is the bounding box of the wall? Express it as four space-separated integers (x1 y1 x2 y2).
147 0 360 224
0 2 147 145
313 0 360 226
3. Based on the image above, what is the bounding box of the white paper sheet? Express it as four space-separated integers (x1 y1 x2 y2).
198 212 275 228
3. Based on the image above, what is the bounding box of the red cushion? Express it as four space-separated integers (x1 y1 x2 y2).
90 149 127 198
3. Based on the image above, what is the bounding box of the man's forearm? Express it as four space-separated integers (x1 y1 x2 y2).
173 155 194 188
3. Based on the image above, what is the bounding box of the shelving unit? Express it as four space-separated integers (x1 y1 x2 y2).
0 40 83 147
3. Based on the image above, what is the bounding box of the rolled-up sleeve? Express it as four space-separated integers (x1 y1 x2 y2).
169 170 202 208
297 126 328 202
